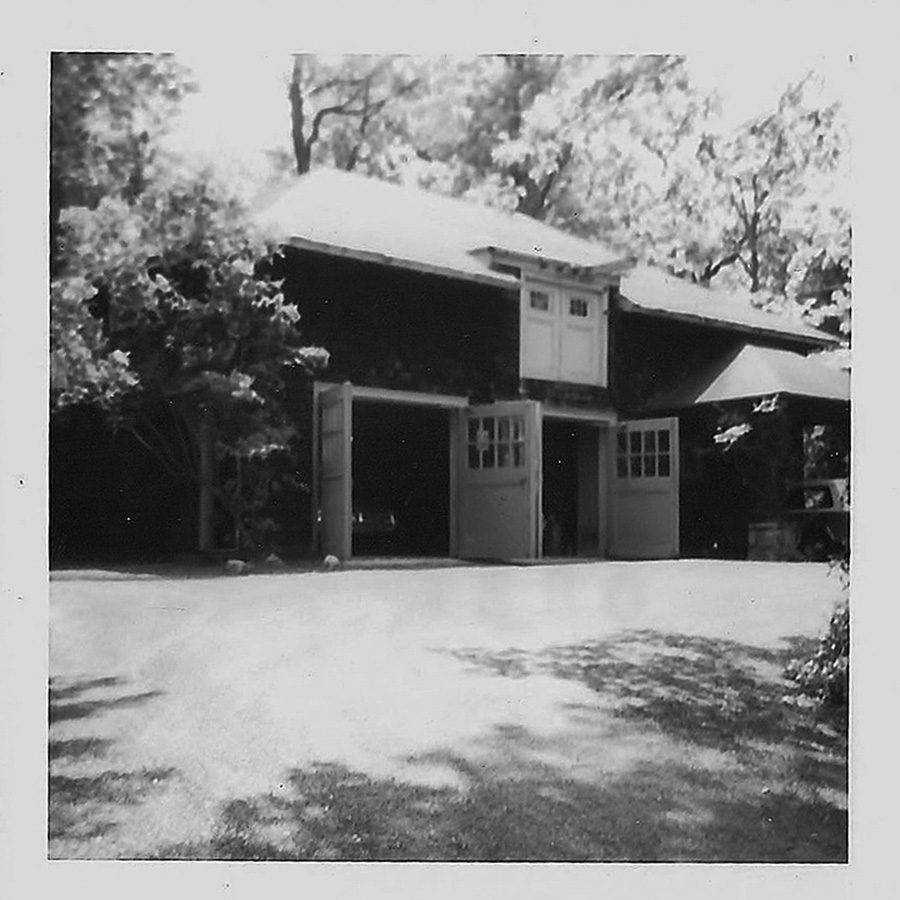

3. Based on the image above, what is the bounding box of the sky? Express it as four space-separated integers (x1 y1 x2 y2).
164 51 852 180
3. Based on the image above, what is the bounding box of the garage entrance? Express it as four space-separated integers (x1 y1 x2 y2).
313 382 468 561
352 400 451 557
541 418 605 558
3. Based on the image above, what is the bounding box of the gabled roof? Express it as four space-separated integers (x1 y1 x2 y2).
253 167 628 288
648 343 851 410
255 168 839 348
619 265 838 347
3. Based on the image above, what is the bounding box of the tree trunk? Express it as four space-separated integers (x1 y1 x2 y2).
197 406 216 552
290 56 312 175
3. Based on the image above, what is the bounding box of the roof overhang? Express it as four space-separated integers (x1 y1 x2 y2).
646 343 850 411
282 236 520 290
473 247 632 282
616 294 839 349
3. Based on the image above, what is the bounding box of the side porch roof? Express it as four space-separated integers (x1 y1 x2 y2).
647 343 850 410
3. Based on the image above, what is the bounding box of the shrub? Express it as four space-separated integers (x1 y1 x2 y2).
787 600 849 708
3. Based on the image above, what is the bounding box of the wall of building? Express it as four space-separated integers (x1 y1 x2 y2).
609 304 818 414
274 247 521 402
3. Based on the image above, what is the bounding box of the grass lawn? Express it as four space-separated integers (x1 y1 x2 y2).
48 562 848 861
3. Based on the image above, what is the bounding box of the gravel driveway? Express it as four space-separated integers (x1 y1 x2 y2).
48 560 847 861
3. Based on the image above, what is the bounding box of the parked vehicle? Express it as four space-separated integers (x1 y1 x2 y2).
351 507 398 536
315 507 399 536
783 479 850 561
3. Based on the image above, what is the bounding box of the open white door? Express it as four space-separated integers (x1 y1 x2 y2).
317 382 353 561
457 401 541 560
611 417 679 559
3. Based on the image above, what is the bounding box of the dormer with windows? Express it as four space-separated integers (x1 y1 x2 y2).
519 276 611 387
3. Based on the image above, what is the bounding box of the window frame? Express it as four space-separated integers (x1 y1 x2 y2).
615 425 673 483
466 413 527 471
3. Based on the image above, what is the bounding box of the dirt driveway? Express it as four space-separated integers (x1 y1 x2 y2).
48 560 847 861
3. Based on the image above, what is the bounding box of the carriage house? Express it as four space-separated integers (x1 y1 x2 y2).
255 168 848 563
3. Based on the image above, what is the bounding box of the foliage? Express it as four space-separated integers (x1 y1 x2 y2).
286 54 424 175
266 55 851 338
50 53 195 263
54 166 328 548
786 600 849 709
709 395 800 519
51 53 328 552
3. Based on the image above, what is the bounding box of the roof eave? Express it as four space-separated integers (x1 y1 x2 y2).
284 236 519 289
616 296 839 348
476 246 630 280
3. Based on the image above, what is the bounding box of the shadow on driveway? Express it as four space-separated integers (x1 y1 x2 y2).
148 630 847 863
48 676 175 854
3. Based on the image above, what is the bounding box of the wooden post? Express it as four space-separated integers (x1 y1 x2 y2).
198 406 215 552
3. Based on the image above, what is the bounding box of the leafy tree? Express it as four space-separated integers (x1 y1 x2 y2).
50 52 194 414
51 53 328 553
50 52 195 268
286 54 423 175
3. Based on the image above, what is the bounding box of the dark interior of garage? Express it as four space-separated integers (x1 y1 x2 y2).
351 401 451 556
542 420 602 558
542 421 579 556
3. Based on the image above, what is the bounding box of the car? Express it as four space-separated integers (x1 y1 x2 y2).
315 507 399 536
351 507 398 536
783 478 850 561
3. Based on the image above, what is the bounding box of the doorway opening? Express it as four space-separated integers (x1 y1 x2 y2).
541 419 602 558
351 401 451 557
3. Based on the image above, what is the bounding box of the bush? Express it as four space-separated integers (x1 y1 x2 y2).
787 600 849 708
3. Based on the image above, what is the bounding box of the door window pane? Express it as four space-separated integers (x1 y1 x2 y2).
569 297 590 317
513 442 525 467
658 454 670 477
530 291 550 311
618 426 674 480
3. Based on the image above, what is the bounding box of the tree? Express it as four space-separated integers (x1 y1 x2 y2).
50 52 194 270
50 52 194 413
54 166 328 551
383 56 851 337
286 54 423 175
51 53 328 554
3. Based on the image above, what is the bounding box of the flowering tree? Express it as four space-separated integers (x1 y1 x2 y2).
51 53 328 552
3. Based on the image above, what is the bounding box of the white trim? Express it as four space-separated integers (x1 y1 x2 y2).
541 406 618 424
331 383 470 409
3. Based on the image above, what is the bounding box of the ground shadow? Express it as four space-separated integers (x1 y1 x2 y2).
49 681 164 724
448 630 845 757
48 676 174 853
145 629 845 861
150 747 845 862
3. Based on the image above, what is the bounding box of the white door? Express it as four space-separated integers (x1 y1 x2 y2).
520 282 608 386
559 292 605 384
611 417 679 559
317 382 353 560
457 401 541 560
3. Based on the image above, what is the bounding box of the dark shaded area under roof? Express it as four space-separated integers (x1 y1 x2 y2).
647 343 850 410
